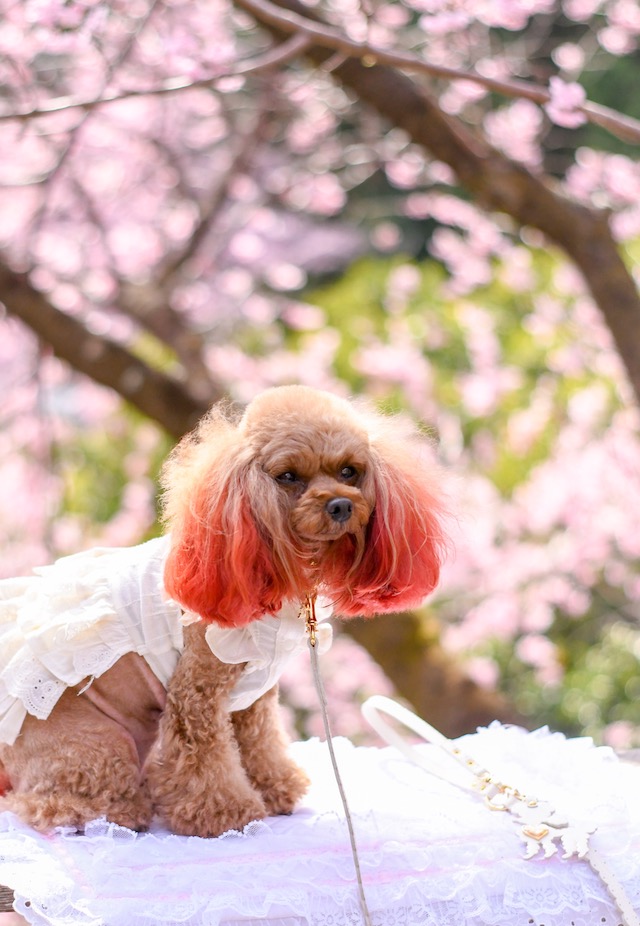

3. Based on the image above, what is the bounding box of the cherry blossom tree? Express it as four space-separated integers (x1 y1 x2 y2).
1 0 639 740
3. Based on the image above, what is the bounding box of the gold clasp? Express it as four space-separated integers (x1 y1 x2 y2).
301 592 318 646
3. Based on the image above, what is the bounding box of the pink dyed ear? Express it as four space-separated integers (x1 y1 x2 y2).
164 467 288 627
331 450 449 617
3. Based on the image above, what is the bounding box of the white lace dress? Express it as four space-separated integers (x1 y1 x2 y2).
0 536 331 745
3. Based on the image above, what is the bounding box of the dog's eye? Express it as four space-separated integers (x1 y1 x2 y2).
276 471 299 485
339 465 358 481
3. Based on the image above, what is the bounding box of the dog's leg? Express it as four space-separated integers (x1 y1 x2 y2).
232 686 310 817
0 688 152 832
144 622 267 837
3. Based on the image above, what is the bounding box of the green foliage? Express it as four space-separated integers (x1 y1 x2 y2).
57 405 171 533
59 430 131 524
493 614 640 741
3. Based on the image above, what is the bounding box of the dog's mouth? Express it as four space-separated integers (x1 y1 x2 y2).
291 494 371 543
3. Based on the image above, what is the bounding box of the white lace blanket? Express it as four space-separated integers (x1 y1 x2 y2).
1 726 639 926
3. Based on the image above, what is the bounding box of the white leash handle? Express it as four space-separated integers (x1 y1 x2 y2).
361 695 452 755
362 695 640 926
361 695 475 791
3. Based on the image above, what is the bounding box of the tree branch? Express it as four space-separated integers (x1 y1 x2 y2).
0 265 211 438
3 6 639 146
0 34 311 124
234 0 640 145
236 0 640 407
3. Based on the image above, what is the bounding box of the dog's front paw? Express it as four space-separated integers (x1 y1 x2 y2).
157 790 268 838
253 759 310 817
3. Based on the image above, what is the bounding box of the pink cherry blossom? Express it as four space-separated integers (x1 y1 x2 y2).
544 77 587 128
484 99 544 167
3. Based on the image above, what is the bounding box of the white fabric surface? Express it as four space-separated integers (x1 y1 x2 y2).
0 537 332 743
1 725 639 926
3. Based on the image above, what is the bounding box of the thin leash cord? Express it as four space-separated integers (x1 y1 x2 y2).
308 636 373 926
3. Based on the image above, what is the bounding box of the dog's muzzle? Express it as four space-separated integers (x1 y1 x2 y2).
325 497 354 523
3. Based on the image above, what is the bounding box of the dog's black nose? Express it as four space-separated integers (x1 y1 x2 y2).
326 497 353 523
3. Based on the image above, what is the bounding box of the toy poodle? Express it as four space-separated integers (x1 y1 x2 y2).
0 385 448 837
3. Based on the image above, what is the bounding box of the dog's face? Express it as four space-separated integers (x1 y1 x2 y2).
163 384 448 625
265 439 374 543
243 390 376 547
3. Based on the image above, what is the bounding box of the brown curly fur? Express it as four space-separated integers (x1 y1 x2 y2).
144 624 309 837
0 385 448 837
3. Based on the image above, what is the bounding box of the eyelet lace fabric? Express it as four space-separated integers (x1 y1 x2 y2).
1 727 639 926
0 537 182 745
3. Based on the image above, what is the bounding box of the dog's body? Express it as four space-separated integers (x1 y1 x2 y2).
0 386 448 837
